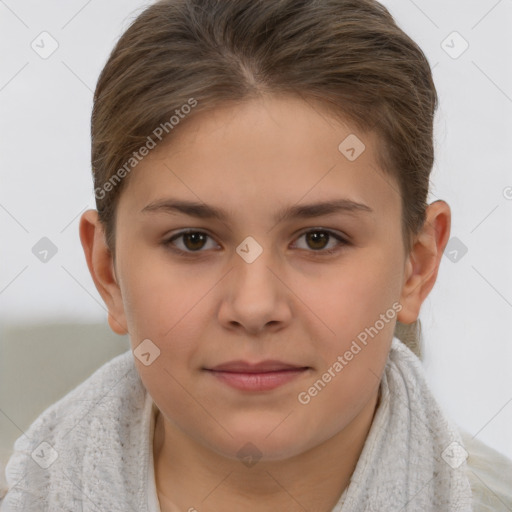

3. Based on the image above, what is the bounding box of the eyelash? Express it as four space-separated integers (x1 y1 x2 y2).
162 228 349 257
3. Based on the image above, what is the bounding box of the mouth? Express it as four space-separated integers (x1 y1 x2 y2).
204 360 311 392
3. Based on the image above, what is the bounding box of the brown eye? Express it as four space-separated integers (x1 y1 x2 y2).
182 232 207 251
294 229 348 254
164 228 347 257
305 231 329 250
164 230 218 254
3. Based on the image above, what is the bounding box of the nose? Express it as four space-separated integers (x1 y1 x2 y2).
217 243 292 335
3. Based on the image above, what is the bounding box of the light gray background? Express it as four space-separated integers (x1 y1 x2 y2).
1 0 511 467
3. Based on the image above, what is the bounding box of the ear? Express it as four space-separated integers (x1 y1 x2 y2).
397 200 451 324
79 209 128 335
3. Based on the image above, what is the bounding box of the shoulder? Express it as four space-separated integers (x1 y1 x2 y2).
11 348 139 450
460 429 512 511
0 349 146 508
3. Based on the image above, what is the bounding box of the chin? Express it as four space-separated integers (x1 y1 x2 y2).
201 420 316 463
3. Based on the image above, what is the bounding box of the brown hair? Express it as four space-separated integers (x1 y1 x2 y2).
91 0 438 356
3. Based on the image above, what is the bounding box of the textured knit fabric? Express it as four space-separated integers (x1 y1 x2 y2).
330 338 474 511
1 337 511 511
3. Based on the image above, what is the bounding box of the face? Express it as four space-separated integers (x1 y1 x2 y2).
112 95 407 461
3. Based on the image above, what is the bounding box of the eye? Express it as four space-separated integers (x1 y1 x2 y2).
164 230 219 254
292 229 348 255
163 228 348 256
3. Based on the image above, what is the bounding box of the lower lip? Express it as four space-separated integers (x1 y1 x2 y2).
206 369 308 391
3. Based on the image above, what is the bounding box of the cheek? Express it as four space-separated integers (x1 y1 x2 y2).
119 255 211 424
119 248 211 342
301 250 400 403
308 251 402 338
118 249 225 406
295 260 398 435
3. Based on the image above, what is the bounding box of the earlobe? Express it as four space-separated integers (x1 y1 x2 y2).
397 200 451 324
79 210 128 335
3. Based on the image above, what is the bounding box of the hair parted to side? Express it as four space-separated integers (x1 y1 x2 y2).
90 0 439 357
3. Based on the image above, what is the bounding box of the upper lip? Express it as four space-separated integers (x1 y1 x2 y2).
206 360 309 373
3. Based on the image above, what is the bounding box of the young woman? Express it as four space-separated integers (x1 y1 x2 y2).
2 0 511 510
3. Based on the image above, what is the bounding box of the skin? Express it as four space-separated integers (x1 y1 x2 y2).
80 94 451 512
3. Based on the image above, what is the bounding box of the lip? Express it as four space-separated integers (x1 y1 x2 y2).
205 360 310 391
208 360 307 373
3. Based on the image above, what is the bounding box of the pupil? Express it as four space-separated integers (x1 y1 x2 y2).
185 233 205 250
307 232 328 250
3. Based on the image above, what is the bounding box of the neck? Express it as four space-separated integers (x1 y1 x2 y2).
153 389 380 512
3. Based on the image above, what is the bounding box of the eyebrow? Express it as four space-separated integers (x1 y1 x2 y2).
141 198 373 223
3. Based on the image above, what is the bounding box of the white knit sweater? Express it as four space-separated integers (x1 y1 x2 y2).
1 339 511 511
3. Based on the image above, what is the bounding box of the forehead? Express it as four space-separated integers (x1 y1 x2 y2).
117 95 401 224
